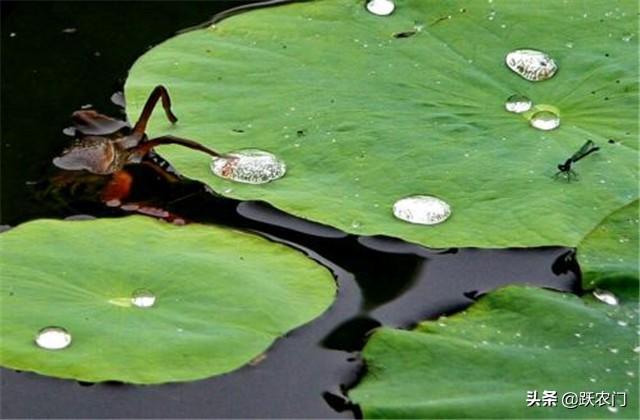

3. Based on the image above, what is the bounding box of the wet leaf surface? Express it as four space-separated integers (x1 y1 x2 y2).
0 216 336 384
578 200 639 295
349 199 639 418
125 0 638 248
349 285 639 418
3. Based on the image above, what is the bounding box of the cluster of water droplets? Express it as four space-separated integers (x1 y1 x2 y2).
210 149 286 184
35 289 157 350
502 48 563 131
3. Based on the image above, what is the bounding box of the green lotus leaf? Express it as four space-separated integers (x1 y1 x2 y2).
349 199 639 417
578 200 639 296
349 286 639 418
0 217 335 384
124 0 638 248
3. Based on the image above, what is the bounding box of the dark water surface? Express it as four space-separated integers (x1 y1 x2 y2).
0 1 579 418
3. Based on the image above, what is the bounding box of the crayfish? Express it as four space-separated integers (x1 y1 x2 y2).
53 85 221 174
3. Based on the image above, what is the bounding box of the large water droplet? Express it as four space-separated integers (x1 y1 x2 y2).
366 0 395 16
505 49 558 81
530 110 560 130
593 289 619 305
35 327 72 350
505 94 532 113
210 149 286 184
131 289 156 309
392 195 451 225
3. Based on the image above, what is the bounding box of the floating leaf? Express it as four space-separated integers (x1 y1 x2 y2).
349 286 639 418
125 0 638 248
350 198 639 417
0 217 335 384
578 200 639 295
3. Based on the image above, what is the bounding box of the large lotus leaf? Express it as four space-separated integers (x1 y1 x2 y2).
577 200 639 295
349 286 639 418
0 217 335 384
124 0 638 248
349 200 639 417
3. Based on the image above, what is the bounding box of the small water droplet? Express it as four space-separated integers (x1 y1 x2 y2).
617 320 628 327
210 149 286 184
351 220 361 229
544 344 551 350
621 33 633 42
505 49 558 81
366 0 395 16
131 289 156 309
633 346 640 353
565 41 574 48
392 195 451 225
530 110 560 131
626 371 635 377
593 289 619 305
610 348 619 354
505 94 532 113
607 406 618 413
590 377 597 382
574 333 582 338
35 327 72 350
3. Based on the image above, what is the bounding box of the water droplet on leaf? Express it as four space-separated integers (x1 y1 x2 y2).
505 49 558 81
505 94 532 113
530 110 560 130
210 149 286 184
131 289 156 309
35 327 72 350
392 195 451 225
593 289 619 305
366 0 395 16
